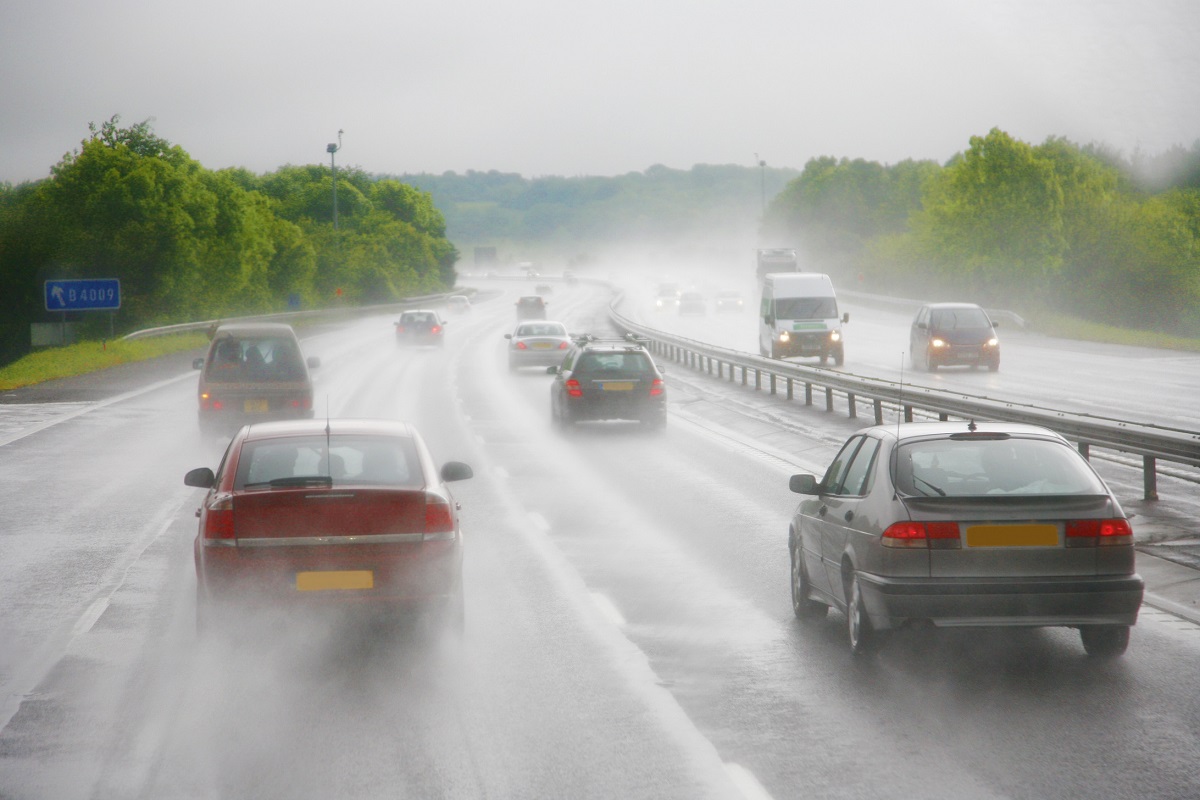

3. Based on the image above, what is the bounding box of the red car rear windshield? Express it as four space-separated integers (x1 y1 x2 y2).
235 435 424 490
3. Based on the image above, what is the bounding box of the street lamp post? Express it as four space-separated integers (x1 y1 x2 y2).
327 129 343 229
755 153 766 217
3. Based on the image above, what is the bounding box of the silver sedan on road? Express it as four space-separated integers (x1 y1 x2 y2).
505 320 573 371
788 421 1145 657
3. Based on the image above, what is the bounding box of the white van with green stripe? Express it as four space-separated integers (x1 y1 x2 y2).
758 273 848 365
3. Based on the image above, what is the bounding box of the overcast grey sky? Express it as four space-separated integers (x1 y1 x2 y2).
2 0 1198 184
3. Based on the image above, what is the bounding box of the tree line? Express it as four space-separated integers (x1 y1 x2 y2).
762 129 1200 335
0 117 457 365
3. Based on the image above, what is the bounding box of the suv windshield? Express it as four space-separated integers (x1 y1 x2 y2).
775 297 837 320
930 306 991 329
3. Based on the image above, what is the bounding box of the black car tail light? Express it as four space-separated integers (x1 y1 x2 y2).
650 378 665 397
566 379 583 398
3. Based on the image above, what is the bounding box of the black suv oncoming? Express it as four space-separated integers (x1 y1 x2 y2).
548 335 667 430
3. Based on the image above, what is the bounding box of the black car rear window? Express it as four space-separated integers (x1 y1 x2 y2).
574 352 655 375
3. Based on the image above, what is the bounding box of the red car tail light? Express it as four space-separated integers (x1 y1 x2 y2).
431 325 442 334
565 379 583 398
1066 518 1133 547
882 521 962 549
649 378 665 397
203 493 235 542
423 492 456 541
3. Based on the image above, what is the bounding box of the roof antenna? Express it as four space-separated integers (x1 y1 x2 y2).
324 396 332 477
968 419 977 432
897 352 905 441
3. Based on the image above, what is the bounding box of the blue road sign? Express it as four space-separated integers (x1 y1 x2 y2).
44 279 121 311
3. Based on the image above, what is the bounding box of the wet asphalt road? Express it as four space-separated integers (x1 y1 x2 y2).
1 282 1199 799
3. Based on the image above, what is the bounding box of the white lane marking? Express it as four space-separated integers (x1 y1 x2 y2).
590 592 626 627
0 371 197 448
724 763 776 800
528 511 550 532
0 502 186 731
70 598 110 637
493 466 509 479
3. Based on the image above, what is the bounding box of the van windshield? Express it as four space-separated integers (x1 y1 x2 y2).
775 297 837 320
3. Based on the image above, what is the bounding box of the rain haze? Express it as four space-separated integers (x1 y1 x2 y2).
2 0 1199 183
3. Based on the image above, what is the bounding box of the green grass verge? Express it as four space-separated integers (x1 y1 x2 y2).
0 334 208 391
1026 313 1200 352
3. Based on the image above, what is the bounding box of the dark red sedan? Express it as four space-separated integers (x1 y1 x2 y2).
184 419 472 631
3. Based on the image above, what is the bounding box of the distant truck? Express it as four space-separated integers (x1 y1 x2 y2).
755 248 799 279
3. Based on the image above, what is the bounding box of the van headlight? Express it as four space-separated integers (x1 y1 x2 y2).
778 331 791 343
829 331 841 342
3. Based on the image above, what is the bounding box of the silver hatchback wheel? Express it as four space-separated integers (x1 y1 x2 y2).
846 572 878 655
791 541 827 621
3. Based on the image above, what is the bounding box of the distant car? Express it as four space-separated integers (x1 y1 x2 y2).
563 270 579 286
193 322 319 437
787 421 1144 657
678 290 706 315
516 295 548 320
395 309 446 346
446 295 472 314
653 283 680 311
505 320 572 371
184 418 473 631
910 302 1000 372
714 290 745 313
535 283 554 295
549 335 666 430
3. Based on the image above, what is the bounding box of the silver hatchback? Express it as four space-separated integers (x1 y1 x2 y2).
505 320 572 371
788 421 1144 657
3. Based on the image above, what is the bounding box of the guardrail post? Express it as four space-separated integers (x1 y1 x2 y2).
769 373 777 395
1144 456 1159 501
755 369 762 390
741 366 748 386
938 412 949 421
847 392 857 419
805 383 813 406
873 399 883 424
904 405 913 423
787 377 794 400
1078 443 1090 460
825 387 834 411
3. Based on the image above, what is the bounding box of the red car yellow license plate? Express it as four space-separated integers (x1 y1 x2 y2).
296 570 374 591
966 524 1058 547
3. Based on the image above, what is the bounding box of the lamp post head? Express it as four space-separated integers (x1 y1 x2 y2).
326 143 338 154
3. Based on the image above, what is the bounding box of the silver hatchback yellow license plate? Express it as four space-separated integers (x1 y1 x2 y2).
296 570 374 591
966 524 1058 547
